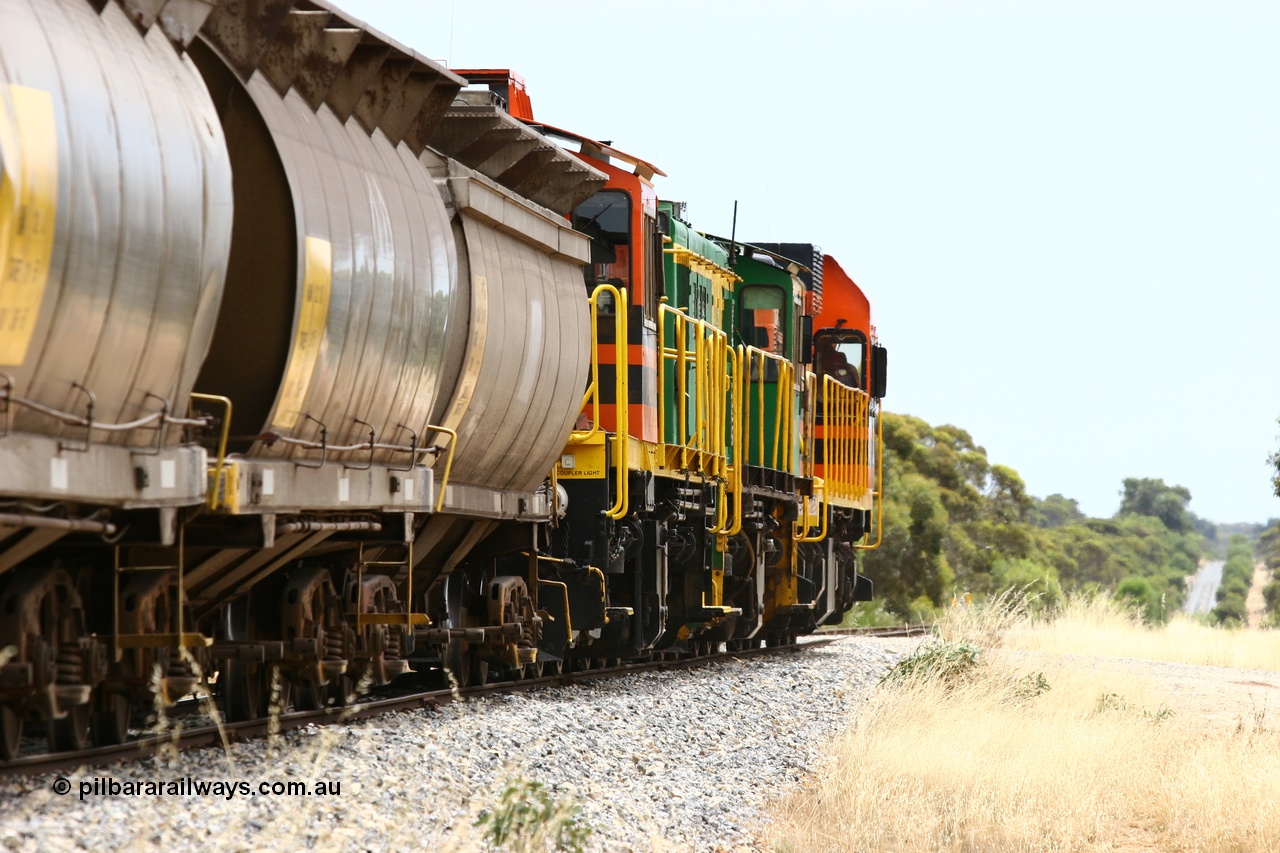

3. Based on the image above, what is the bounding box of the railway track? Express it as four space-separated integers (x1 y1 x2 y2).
818 624 934 639
1 631 924 780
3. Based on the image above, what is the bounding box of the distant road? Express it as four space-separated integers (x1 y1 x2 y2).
1184 560 1225 615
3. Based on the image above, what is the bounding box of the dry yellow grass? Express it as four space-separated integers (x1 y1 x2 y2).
1002 595 1280 671
769 598 1280 852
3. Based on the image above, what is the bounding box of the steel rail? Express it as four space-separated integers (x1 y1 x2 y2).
0 636 852 779
816 624 934 639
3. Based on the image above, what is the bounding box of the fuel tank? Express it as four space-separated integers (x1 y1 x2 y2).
0 0 232 447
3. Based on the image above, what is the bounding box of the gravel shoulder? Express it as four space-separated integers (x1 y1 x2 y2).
0 637 918 852
1007 649 1280 728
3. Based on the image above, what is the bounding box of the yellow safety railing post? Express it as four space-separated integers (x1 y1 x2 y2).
573 290 601 441
657 300 668 445
676 313 687 467
796 477 828 543
725 345 745 537
605 285 630 519
770 360 787 470
189 393 233 511
693 320 704 455
426 424 458 512
856 404 885 550
755 351 765 465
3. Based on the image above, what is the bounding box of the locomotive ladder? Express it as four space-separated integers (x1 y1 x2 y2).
354 540 430 628
111 525 210 655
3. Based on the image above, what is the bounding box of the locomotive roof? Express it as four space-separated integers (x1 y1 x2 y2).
523 122 668 182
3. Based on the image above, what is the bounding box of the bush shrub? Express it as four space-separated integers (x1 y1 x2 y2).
881 640 984 687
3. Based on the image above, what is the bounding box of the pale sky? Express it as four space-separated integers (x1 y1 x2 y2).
336 0 1280 524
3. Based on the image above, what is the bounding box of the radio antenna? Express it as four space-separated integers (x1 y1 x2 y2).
728 200 739 265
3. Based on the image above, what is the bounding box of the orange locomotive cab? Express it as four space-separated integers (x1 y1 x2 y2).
813 255 875 395
454 68 666 444
811 254 886 566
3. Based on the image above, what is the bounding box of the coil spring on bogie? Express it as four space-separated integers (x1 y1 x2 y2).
167 657 195 679
55 644 83 685
385 629 402 663
324 627 344 661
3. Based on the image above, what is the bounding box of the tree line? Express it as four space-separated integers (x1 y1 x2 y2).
859 412 1229 624
1260 527 1280 627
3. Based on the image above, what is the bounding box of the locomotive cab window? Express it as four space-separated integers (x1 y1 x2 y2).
740 286 787 355
573 190 632 292
642 210 663 320
815 330 867 391
741 285 787 381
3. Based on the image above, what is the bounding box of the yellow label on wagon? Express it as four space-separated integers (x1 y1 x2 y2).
436 273 488 433
0 84 58 367
272 237 332 430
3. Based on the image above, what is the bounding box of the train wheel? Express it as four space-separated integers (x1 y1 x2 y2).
223 661 265 722
523 661 544 679
444 639 488 688
93 693 130 746
0 567 98 758
264 668 291 715
0 706 22 761
281 567 343 710
328 674 354 707
293 684 323 712
443 640 467 688
469 655 489 687
48 703 90 753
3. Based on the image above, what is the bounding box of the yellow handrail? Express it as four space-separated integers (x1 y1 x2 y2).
604 285 629 519
740 345 797 472
855 405 885 551
817 374 876 504
565 283 628 519
657 302 731 474
188 393 232 510
571 285 619 442
724 344 746 537
796 477 829 543
755 351 765 464
426 423 458 512
675 310 687 464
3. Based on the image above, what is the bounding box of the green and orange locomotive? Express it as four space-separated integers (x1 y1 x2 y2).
456 72 890 662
